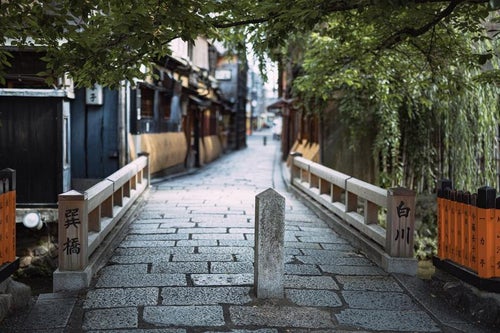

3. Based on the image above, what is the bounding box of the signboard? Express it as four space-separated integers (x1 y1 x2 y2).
86 84 103 105
215 69 232 81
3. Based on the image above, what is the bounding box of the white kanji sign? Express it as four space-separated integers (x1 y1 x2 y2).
86 84 103 105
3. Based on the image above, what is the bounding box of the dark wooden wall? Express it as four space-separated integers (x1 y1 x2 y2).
71 88 119 180
0 97 63 205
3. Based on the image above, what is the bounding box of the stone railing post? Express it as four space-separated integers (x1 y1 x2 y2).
254 188 285 298
386 187 416 258
138 152 151 186
58 190 88 271
289 152 303 186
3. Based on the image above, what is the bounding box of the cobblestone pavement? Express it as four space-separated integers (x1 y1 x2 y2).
1 131 498 332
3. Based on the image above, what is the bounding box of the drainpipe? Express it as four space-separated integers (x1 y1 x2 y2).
118 81 128 167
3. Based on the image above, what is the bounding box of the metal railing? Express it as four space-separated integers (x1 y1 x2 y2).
290 153 416 262
54 156 149 291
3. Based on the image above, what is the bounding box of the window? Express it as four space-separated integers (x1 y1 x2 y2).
1 51 52 89
159 92 172 120
140 87 154 118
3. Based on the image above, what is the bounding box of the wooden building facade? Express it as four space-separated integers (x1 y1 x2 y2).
0 40 248 221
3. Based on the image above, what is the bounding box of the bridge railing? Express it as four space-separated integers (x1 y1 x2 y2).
54 155 149 291
290 153 417 274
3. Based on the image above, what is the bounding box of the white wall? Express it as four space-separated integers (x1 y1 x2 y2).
170 37 209 70
170 38 189 59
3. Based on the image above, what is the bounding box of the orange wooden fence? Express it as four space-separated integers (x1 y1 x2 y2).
437 180 500 279
0 169 16 267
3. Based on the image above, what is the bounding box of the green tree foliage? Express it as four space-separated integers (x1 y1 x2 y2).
0 0 221 87
288 2 500 192
1 0 499 192
1 1 494 87
218 0 500 192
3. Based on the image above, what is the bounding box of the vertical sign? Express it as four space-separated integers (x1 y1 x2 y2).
8 170 16 262
449 190 457 262
58 190 88 271
463 192 471 268
0 179 5 265
386 187 416 258
470 193 478 272
496 197 500 277
4 178 12 262
86 84 104 105
476 186 495 278
0 169 16 264
437 179 452 259
443 188 451 260
456 191 464 265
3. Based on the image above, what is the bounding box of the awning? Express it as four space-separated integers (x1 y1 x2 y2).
137 81 168 92
188 95 211 108
266 98 294 110
162 54 190 73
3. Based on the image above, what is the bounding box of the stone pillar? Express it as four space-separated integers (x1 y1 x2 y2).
254 188 285 298
138 152 151 186
386 187 416 258
289 152 303 186
54 190 91 292
58 190 88 270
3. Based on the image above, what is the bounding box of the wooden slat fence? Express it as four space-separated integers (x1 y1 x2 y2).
0 169 16 269
436 182 500 279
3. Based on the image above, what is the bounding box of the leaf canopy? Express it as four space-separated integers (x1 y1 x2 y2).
0 0 495 88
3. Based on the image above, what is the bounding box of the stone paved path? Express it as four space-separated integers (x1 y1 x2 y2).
78 132 441 333
2 130 498 332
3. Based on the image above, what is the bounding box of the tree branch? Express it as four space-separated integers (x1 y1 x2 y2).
213 17 269 29
378 0 468 50
213 0 488 29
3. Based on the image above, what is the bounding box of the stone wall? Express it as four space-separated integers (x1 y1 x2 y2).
14 224 58 282
0 278 31 322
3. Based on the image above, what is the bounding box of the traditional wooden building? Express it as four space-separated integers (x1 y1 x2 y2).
0 48 73 213
0 38 248 223
216 55 248 150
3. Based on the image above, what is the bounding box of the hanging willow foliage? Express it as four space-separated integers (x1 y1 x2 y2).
292 10 500 194
334 70 500 193
443 84 499 191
